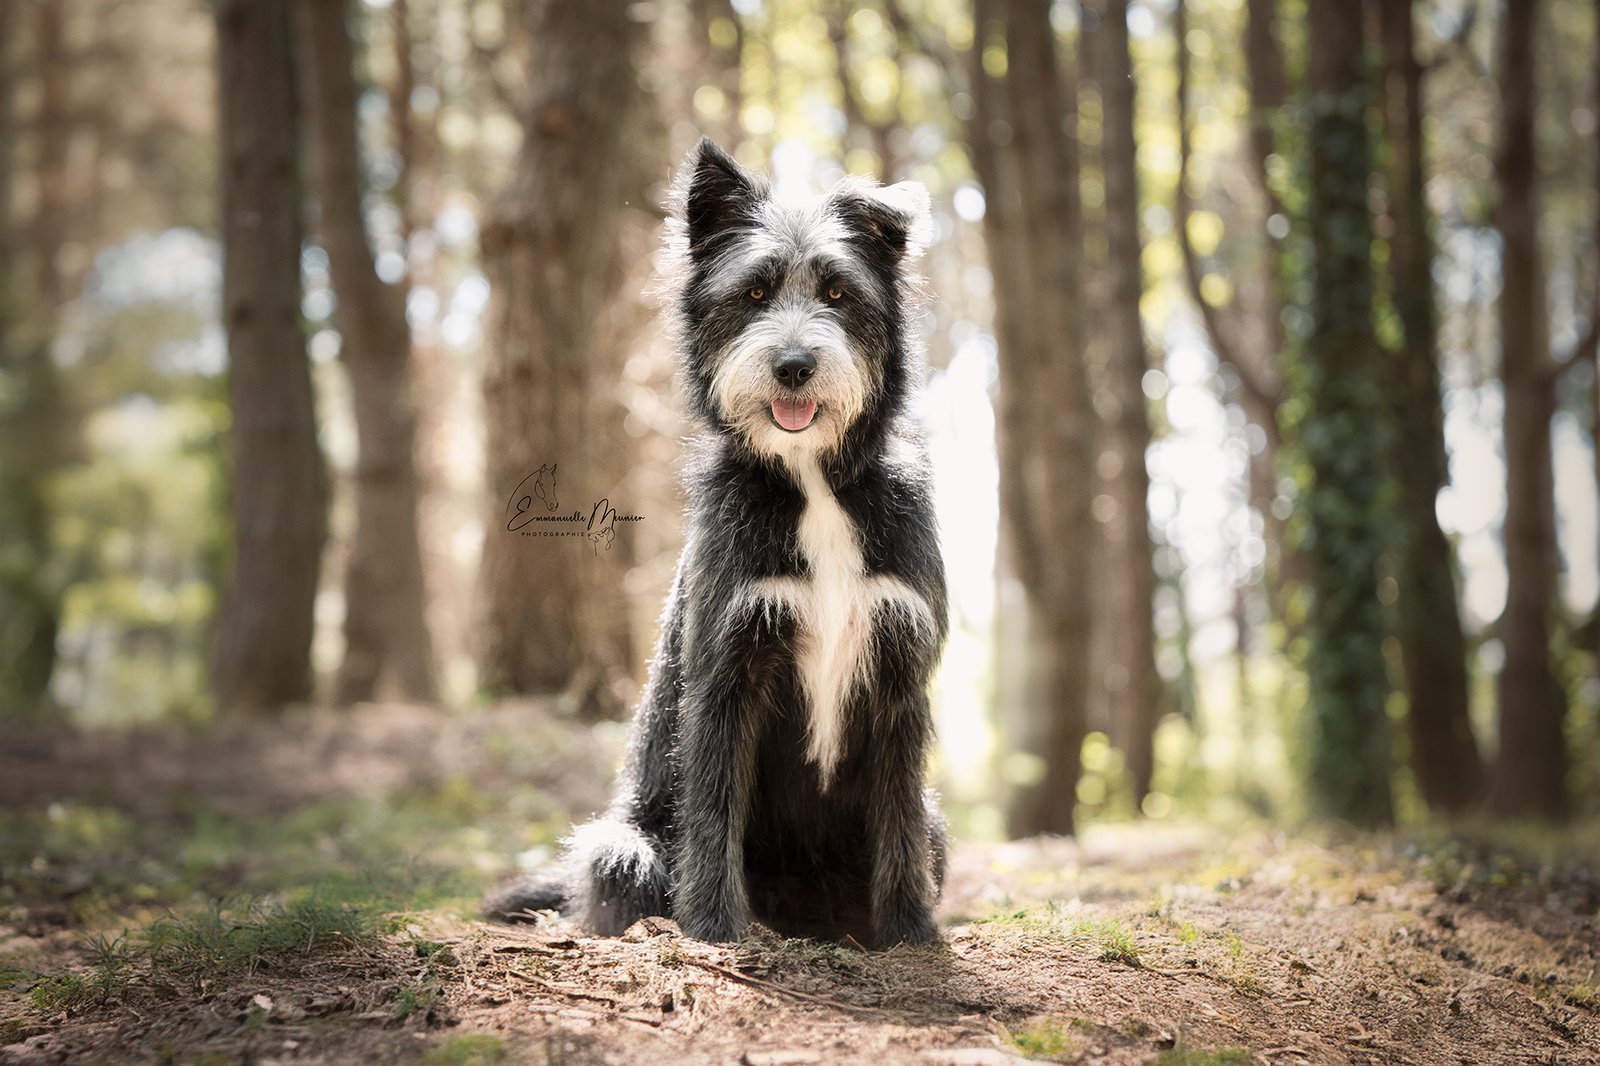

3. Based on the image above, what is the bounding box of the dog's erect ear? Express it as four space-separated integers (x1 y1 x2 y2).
684 138 759 259
833 179 934 264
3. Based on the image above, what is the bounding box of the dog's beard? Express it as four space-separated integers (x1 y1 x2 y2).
710 310 870 459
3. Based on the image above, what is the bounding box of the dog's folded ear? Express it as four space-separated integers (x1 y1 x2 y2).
684 138 761 259
833 179 934 265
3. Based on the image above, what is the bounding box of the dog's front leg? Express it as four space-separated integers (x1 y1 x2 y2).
869 693 938 947
672 668 757 942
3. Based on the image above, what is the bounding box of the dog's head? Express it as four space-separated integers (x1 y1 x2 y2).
667 139 932 459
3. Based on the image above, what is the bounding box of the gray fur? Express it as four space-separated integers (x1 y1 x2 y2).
484 140 949 948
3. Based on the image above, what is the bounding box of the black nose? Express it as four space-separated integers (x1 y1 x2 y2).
773 349 816 388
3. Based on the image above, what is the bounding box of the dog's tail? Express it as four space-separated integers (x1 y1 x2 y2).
481 872 570 924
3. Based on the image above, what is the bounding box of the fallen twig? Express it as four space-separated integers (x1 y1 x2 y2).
504 968 619 1008
681 957 899 1019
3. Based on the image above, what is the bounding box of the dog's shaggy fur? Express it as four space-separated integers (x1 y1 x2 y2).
484 140 949 947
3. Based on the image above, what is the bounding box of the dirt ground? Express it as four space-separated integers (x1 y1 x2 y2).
1 704 1597 1065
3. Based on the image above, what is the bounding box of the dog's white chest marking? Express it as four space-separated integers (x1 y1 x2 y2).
748 455 934 788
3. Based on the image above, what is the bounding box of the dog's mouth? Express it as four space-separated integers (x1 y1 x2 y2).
770 399 818 432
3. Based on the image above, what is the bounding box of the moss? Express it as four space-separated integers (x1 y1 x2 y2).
425 1034 505 1066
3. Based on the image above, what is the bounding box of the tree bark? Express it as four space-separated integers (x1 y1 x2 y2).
31 0 70 309
1086 0 1160 806
970 0 1096 836
475 0 652 711
1490 0 1567 820
297 0 438 705
211 0 329 713
1376 0 1484 814
0 0 63 717
1299 0 1394 826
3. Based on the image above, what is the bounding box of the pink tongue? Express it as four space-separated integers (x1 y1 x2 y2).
772 399 818 431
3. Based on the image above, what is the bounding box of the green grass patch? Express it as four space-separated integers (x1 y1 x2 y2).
0 775 567 927
424 1034 505 1066
27 890 405 1015
973 906 1143 967
1010 1018 1078 1059
140 893 399 984
28 934 137 1013
1094 922 1142 966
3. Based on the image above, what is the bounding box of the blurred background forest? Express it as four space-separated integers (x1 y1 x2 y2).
1 0 1598 847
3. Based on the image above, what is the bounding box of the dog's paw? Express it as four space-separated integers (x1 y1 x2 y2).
878 912 940 948
677 911 745 944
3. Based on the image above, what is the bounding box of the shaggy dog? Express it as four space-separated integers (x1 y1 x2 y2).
485 139 949 948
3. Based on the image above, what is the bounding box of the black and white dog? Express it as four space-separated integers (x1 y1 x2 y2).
486 140 949 948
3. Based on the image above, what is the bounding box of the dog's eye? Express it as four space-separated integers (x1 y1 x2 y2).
749 287 766 301
826 285 844 302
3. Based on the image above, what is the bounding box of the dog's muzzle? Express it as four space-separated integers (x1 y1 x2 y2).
771 348 819 431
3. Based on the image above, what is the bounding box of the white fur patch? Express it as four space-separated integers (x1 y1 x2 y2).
742 455 935 788
566 818 662 881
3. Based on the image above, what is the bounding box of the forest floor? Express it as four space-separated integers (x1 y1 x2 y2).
1 703 1598 1066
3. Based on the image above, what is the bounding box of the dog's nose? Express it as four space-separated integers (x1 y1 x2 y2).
773 349 816 388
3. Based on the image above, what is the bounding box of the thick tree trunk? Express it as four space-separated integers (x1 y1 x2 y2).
1087 0 1160 806
1376 0 1483 814
1300 0 1393 826
298 0 437 705
970 0 1095 836
475 0 651 711
0 0 63 717
31 0 69 309
211 0 329 713
1244 0 1284 193
1490 0 1567 820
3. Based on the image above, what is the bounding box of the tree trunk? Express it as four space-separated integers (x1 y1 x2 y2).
211 0 329 713
970 0 1096 836
1244 0 1285 193
1375 0 1483 814
31 0 69 309
1177 0 1289 643
830 3 899 179
0 0 63 717
475 0 651 711
297 0 437 705
1490 0 1567 820
0 0 73 717
1239 0 1289 589
1299 0 1394 826
1086 0 1159 806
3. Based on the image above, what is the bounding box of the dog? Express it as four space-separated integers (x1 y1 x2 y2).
484 139 949 948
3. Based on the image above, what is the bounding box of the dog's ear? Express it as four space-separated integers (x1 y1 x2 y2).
684 138 759 259
834 179 934 264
